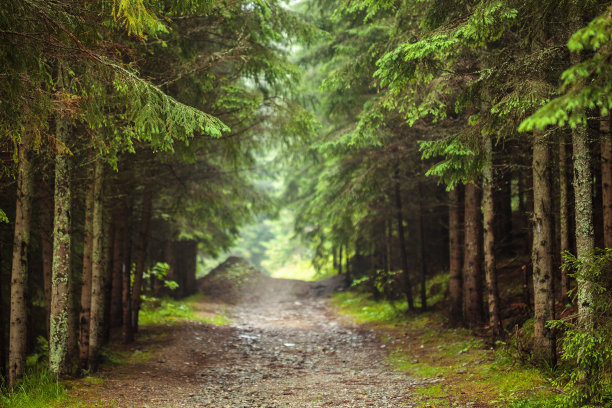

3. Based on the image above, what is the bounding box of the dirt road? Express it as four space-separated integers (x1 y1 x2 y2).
74 277 428 407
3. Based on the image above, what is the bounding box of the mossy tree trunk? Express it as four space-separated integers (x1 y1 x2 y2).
463 181 483 327
559 132 572 304
531 131 556 364
572 123 596 329
482 135 501 338
448 186 463 325
49 62 75 377
601 115 612 249
394 169 414 311
8 133 33 388
79 170 94 370
130 189 152 337
88 157 105 371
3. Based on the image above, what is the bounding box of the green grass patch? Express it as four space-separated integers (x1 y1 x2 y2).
138 295 231 326
0 370 66 408
332 289 558 407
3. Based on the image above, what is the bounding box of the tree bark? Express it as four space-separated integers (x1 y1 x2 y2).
110 213 126 328
8 133 33 388
573 122 596 329
40 195 53 340
122 205 133 344
395 170 414 311
130 189 152 336
531 131 556 364
417 182 427 312
463 181 483 327
102 216 113 344
79 172 94 370
482 135 501 338
49 123 73 375
559 133 572 304
601 115 612 248
448 187 463 325
88 157 105 371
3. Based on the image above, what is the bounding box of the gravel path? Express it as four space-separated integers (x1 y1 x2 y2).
79 278 428 407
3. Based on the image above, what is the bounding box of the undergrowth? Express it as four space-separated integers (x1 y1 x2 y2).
0 370 65 408
138 294 231 326
331 290 557 408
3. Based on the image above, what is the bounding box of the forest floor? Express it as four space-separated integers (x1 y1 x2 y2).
54 260 552 408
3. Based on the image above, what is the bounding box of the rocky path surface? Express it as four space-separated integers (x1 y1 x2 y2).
77 277 427 407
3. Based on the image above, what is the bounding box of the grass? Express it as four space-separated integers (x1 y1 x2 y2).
0 370 66 408
1 293 230 408
138 293 231 326
331 290 558 408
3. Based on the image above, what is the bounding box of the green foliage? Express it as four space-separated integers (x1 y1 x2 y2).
0 370 65 408
546 249 612 407
0 208 9 223
520 5 612 131
143 262 178 290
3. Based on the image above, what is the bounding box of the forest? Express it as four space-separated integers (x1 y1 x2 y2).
0 0 611 407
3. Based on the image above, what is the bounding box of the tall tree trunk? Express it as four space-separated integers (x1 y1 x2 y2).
338 245 343 275
482 135 501 338
385 218 392 274
8 134 33 388
101 217 113 344
463 181 483 327
50 62 74 377
448 187 463 325
88 158 105 371
130 189 152 336
0 246 5 380
573 122 596 329
110 211 126 328
602 115 612 248
79 173 94 370
122 205 133 344
559 133 572 304
395 171 415 311
417 182 427 312
531 132 556 364
182 241 198 297
40 196 53 340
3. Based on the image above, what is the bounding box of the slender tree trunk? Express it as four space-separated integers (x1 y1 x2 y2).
385 218 392 274
482 135 501 338
417 182 427 312
602 115 612 248
41 197 53 340
463 181 483 327
573 122 596 329
8 134 33 388
102 216 113 344
182 241 198 296
50 62 74 376
88 158 105 370
0 247 5 380
559 133 572 304
532 132 556 364
338 245 343 275
395 171 415 310
448 187 463 325
130 189 152 335
110 212 125 328
79 174 94 370
122 205 133 343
